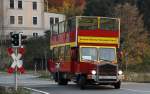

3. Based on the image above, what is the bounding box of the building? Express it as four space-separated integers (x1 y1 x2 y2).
0 0 65 38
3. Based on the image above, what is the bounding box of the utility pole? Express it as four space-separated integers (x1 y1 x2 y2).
15 48 18 91
45 51 47 73
34 62 37 74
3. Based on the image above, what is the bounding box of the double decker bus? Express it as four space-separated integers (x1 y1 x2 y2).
48 16 122 89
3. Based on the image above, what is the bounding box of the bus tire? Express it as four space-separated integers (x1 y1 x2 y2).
58 79 68 85
79 76 86 89
114 81 121 89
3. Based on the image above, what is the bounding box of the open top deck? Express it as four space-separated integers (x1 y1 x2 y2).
50 16 120 49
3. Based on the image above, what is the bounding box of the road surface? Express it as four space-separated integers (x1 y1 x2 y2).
30 82 150 94
0 72 150 94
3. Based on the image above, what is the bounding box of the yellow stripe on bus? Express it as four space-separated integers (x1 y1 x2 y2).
50 42 76 49
78 36 118 44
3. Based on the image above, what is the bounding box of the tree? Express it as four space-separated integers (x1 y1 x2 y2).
45 0 85 17
114 0 150 39
137 0 150 32
45 0 63 12
114 3 150 64
83 0 115 16
24 31 51 69
62 0 75 17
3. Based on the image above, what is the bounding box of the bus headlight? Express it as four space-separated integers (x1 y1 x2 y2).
91 70 96 75
118 70 123 75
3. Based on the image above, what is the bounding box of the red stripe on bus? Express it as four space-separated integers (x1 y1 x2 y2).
78 30 119 37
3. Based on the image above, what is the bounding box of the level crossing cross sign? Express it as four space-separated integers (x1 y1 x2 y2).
7 48 25 74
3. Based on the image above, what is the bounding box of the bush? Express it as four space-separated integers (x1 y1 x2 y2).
0 87 31 94
124 72 150 82
38 71 52 79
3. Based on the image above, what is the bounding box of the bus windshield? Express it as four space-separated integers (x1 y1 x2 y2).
99 48 116 62
80 47 116 62
81 47 97 61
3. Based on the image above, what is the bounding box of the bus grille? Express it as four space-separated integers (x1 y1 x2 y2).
98 64 117 76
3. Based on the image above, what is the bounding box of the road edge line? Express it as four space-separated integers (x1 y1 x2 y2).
24 87 50 94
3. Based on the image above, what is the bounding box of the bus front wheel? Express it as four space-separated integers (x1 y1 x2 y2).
79 76 86 89
58 79 68 85
114 81 121 89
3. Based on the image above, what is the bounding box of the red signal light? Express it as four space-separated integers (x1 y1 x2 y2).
18 67 25 74
7 67 15 74
18 48 25 54
7 48 13 56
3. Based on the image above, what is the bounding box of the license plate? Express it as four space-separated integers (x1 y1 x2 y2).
99 76 117 79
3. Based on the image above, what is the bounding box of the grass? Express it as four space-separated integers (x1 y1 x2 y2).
0 87 31 94
37 71 52 79
123 72 150 82
120 62 150 82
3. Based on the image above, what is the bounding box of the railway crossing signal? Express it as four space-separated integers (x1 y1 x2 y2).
11 33 20 47
11 33 27 47
7 47 25 74
20 34 27 45
8 33 26 91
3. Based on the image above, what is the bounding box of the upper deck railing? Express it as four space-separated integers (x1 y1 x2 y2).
78 16 119 31
51 16 120 35
50 16 120 48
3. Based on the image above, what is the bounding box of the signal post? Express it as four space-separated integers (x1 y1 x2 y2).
7 33 26 91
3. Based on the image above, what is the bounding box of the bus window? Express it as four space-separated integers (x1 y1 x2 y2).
59 46 65 61
50 25 53 32
53 47 58 62
65 45 71 62
81 47 97 61
67 20 70 32
64 21 67 32
99 48 116 62
59 21 65 34
53 24 59 35
50 25 53 37
71 47 78 61
67 18 76 32
100 18 119 31
78 17 98 30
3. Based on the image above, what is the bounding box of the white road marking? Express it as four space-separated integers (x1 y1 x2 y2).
24 87 50 94
122 88 150 93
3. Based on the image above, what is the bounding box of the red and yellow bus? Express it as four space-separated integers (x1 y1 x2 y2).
48 16 122 89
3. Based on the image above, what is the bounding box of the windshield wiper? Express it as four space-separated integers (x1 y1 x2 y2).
99 59 112 62
82 58 97 62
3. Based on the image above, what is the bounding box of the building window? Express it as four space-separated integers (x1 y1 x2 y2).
18 16 23 24
10 16 15 24
10 0 14 9
55 18 59 24
18 0 22 9
33 17 37 25
50 17 54 25
33 2 37 10
33 33 38 37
